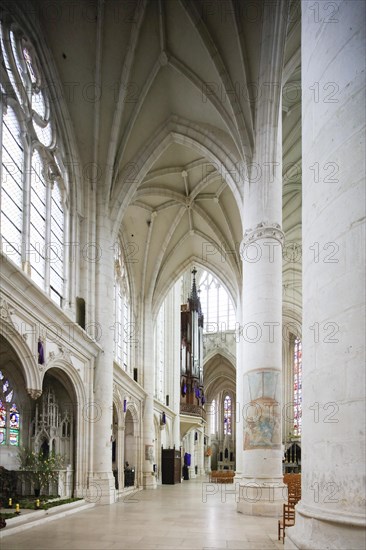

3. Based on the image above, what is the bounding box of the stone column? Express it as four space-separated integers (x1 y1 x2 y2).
186 432 192 477
142 306 157 488
207 400 214 438
173 283 181 448
236 1 287 517
197 430 204 475
189 430 196 478
237 195 285 518
205 401 214 473
90 216 115 504
118 425 125 491
235 304 244 476
286 2 365 548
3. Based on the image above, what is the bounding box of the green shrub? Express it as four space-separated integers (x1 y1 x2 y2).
17 447 65 493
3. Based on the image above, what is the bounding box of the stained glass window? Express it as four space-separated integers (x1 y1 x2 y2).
5 389 13 402
293 337 302 436
0 400 6 428
0 20 66 306
224 395 232 436
9 404 19 428
0 371 20 446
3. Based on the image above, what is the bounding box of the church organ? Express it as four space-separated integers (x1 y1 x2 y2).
180 269 205 417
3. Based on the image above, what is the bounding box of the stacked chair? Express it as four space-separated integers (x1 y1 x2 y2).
278 474 301 542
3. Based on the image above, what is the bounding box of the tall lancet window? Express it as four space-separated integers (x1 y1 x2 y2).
210 399 217 435
1 106 24 267
155 305 165 402
223 395 232 436
199 271 235 332
0 21 67 307
293 337 302 436
114 242 131 372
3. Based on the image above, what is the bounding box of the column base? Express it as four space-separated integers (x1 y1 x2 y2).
285 503 366 550
142 471 157 489
86 472 116 505
236 479 286 517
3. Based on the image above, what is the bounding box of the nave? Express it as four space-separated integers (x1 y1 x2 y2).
2 477 284 550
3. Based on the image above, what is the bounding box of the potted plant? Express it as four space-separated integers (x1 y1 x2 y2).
17 447 65 496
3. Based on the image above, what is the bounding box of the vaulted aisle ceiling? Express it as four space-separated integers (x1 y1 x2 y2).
125 143 243 312
37 0 301 314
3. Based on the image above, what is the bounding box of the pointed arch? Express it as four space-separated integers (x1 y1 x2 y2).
41 359 87 406
0 325 41 394
152 255 239 321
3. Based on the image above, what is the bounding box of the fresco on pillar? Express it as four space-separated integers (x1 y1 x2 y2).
243 370 281 450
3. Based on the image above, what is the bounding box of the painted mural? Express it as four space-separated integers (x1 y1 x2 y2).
243 369 281 450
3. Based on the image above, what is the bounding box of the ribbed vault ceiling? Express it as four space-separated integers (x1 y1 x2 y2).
36 0 301 318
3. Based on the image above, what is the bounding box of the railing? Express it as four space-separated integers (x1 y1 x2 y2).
180 403 206 420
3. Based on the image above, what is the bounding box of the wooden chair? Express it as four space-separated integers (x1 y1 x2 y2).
288 486 301 505
278 503 295 542
284 473 301 504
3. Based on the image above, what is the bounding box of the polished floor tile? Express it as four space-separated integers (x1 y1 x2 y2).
1 478 284 550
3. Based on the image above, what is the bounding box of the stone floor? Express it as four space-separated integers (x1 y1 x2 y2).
1 478 284 549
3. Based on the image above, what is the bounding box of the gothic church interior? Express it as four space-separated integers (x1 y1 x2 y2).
0 1 365 549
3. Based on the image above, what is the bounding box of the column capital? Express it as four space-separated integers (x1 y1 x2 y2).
240 221 284 257
27 388 42 400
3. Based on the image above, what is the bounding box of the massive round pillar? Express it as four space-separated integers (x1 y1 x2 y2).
286 2 365 548
237 221 284 516
172 283 182 449
236 1 287 516
91 216 116 504
142 306 157 488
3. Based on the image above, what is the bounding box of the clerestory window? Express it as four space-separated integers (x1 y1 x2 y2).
198 271 235 332
0 22 67 307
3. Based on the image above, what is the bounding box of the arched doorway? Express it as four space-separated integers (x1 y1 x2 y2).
112 404 119 489
124 409 137 487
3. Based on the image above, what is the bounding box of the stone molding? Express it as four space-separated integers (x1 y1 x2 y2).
0 297 15 327
240 222 284 258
